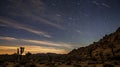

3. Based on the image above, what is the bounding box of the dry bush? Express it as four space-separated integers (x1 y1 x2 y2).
103 63 114 67
13 63 21 67
73 63 82 67
24 63 36 67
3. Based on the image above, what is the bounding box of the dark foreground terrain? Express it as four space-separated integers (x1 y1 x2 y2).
0 27 120 67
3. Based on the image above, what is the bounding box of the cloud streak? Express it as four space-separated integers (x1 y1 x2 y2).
7 0 65 30
0 36 73 49
101 3 111 8
28 14 65 30
22 39 72 48
92 1 111 8
0 36 17 41
0 17 51 38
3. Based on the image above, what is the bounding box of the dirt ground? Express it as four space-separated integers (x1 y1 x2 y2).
1 62 120 67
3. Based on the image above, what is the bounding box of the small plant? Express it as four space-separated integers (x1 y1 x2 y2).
19 60 27 65
103 63 114 67
46 62 56 67
113 61 119 65
29 64 36 67
25 63 36 67
0 60 5 65
66 61 72 65
39 61 45 64
73 64 81 67
99 52 104 63
83 65 88 67
13 63 21 67
91 65 96 67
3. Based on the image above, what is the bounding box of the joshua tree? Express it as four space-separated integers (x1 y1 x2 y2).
17 48 19 55
20 47 25 55
17 47 25 62
17 48 20 62
17 47 25 55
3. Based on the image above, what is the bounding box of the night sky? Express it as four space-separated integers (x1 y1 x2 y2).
0 0 120 54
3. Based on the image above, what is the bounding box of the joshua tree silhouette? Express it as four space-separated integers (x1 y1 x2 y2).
17 47 25 55
20 47 25 55
17 47 25 62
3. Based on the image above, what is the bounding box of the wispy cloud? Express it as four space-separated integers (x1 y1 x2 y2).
76 30 82 34
22 39 72 48
0 36 73 49
92 1 111 8
0 36 17 41
27 14 65 30
0 23 7 27
0 17 51 38
7 0 65 30
101 3 111 8
92 1 100 6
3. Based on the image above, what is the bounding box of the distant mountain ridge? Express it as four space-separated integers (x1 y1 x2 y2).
68 27 120 61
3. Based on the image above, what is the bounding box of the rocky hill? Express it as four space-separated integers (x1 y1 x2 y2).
68 27 120 61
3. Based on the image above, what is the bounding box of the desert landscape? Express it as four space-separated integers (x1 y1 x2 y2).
0 0 120 67
0 27 120 67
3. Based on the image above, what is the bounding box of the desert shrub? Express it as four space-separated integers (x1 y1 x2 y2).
66 62 72 65
1 64 7 67
73 64 81 67
96 61 103 64
0 61 8 67
111 55 120 60
87 60 96 65
57 62 62 65
0 60 5 65
13 64 21 67
46 62 51 65
5 62 9 65
19 60 27 65
29 64 36 67
50 63 56 67
24 63 36 67
103 63 114 67
91 65 96 67
2 62 9 67
112 61 119 65
39 61 45 64
115 48 120 53
83 65 88 67
91 58 97 61
61 61 65 64
106 53 111 58
46 62 56 67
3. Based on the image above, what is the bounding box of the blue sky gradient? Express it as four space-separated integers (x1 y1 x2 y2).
0 0 120 54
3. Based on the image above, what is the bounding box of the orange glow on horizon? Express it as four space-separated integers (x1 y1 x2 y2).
0 46 69 55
